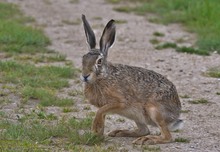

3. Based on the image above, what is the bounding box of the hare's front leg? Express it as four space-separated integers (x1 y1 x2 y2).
92 111 105 135
92 102 126 136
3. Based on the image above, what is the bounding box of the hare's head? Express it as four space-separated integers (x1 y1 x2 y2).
81 15 116 83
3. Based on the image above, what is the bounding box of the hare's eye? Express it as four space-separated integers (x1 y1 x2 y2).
97 58 102 65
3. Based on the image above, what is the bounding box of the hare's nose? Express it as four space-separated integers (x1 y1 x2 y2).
83 74 90 82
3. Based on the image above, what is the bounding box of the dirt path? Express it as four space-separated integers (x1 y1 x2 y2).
6 0 220 151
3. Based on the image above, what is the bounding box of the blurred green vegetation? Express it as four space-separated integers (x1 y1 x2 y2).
109 0 220 54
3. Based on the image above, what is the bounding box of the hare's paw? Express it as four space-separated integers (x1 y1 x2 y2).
132 135 172 145
108 129 147 137
132 136 156 145
92 122 104 135
92 118 104 135
108 130 128 137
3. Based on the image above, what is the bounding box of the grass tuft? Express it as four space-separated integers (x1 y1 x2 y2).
155 42 177 50
180 94 190 98
206 67 220 78
149 38 160 45
188 98 209 104
63 107 76 113
68 117 93 129
153 31 165 37
153 41 210 55
176 46 209 56
175 137 190 143
142 145 161 151
113 6 133 13
106 0 121 4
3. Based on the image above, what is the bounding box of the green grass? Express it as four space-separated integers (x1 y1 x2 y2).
0 61 75 89
0 2 50 55
18 109 57 121
37 112 58 120
153 42 210 55
155 42 177 50
0 1 77 117
149 38 160 45
68 89 84 97
0 2 106 151
106 0 146 4
0 140 44 152
0 111 5 116
176 46 210 56
87 112 96 117
0 117 103 149
206 67 220 78
113 6 132 13
0 21 50 54
14 53 67 63
22 86 74 107
115 19 128 24
153 31 165 37
180 94 190 99
142 145 161 152
188 98 209 104
106 0 121 4
63 107 75 113
68 117 93 130
174 137 190 143
0 2 25 22
110 0 220 54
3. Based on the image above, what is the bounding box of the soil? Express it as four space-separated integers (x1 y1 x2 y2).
5 0 220 151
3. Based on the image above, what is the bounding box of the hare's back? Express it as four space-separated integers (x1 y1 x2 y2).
108 63 180 105
110 63 173 89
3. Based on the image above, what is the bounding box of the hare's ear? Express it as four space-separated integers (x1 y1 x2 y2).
99 19 116 57
82 14 96 49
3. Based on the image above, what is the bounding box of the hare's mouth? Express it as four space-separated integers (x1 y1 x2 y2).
80 73 94 83
80 74 90 82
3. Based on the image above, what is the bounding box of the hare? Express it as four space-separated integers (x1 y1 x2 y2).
81 14 183 145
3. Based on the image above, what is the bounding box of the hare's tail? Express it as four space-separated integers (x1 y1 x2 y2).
168 119 184 132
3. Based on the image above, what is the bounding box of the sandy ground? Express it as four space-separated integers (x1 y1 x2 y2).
5 0 220 151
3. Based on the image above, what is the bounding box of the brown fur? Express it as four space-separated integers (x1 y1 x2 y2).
81 15 182 145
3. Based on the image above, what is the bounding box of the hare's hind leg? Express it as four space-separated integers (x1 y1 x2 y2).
108 121 150 137
133 103 172 145
108 106 150 137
